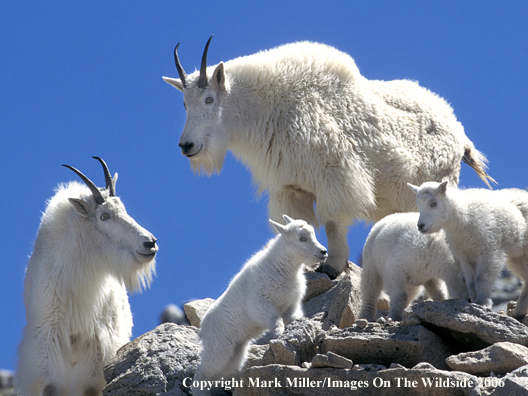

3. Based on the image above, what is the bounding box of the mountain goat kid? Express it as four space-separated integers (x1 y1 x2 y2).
360 212 468 322
16 157 158 396
192 215 327 396
163 36 494 277
408 181 528 320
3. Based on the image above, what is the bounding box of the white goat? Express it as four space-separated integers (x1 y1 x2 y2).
408 181 528 319
16 158 158 396
192 215 327 396
359 212 468 322
163 37 494 276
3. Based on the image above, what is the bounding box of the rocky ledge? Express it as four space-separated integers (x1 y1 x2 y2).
103 264 528 396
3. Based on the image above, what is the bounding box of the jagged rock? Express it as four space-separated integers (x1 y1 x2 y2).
303 271 336 303
311 352 352 369
261 318 324 366
405 299 528 349
233 363 480 396
103 323 200 395
446 342 528 376
490 364 528 395
303 263 388 330
183 298 215 328
320 323 452 370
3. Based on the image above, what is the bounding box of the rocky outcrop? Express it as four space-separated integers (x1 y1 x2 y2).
103 262 528 395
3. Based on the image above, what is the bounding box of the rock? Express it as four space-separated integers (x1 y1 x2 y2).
262 318 324 367
406 299 528 349
183 298 215 328
446 342 528 376
320 323 452 370
303 263 389 330
233 364 480 396
303 271 336 303
490 364 528 395
0 370 13 390
311 352 352 369
103 323 200 395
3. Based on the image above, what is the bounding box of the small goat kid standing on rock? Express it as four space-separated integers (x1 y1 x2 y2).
16 158 158 396
359 212 468 322
408 181 528 320
192 215 327 396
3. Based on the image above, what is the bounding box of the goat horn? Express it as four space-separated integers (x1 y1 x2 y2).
173 42 188 88
197 35 213 89
92 157 116 197
62 164 106 205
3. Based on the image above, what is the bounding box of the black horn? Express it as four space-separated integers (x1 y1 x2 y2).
173 42 188 88
62 164 106 205
197 35 213 89
92 156 116 197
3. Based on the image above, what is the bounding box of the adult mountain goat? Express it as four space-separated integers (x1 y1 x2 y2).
163 36 494 275
16 158 158 396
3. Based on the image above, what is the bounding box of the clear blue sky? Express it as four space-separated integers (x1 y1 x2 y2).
1 2 527 372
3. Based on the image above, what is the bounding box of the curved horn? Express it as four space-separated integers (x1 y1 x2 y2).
173 42 188 88
62 164 105 205
197 35 213 89
92 156 116 197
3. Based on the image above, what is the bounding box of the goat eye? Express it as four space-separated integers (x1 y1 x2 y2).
205 97 214 104
300 236 307 242
100 213 110 221
430 202 437 208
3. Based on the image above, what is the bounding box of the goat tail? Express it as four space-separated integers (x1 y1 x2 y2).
462 144 497 189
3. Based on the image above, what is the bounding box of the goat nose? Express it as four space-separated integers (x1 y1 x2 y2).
418 223 424 231
143 239 157 250
179 142 194 155
321 249 328 255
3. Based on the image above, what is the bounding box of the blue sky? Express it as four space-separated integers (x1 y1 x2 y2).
1 2 527 372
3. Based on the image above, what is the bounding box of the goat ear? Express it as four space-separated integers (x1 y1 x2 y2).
162 76 185 92
438 181 448 195
282 214 295 224
407 183 419 195
269 218 287 235
212 62 226 91
68 198 92 218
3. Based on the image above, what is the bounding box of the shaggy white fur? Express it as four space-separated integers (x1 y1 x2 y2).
164 38 494 275
409 181 528 319
360 212 468 322
192 215 327 396
16 160 157 396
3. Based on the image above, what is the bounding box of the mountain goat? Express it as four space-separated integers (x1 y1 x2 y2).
192 215 327 396
163 36 494 276
359 212 468 322
16 157 158 396
408 181 528 320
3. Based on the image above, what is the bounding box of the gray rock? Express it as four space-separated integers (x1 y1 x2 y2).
183 298 215 328
320 323 452 370
303 271 336 303
304 263 390 330
406 299 528 349
446 342 528 376
233 364 480 396
103 323 200 396
311 352 352 369
490 364 528 396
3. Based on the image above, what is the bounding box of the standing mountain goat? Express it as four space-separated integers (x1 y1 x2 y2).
163 36 494 276
192 215 327 396
360 212 468 322
408 181 528 320
16 158 158 396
